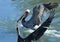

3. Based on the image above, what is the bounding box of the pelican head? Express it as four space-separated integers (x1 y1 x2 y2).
18 9 30 21
25 9 30 13
24 9 30 17
21 9 30 22
20 9 31 21
22 9 30 17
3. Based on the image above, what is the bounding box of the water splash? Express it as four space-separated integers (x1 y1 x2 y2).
45 30 60 38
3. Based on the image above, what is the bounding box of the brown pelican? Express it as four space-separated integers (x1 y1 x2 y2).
17 9 58 42
16 2 58 42
17 2 58 30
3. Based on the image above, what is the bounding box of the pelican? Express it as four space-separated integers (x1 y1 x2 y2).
17 8 58 42
17 2 58 30
16 2 58 42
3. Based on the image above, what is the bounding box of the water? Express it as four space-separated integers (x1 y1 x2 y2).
0 0 60 42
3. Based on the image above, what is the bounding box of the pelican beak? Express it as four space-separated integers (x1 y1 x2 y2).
17 14 24 22
20 14 24 20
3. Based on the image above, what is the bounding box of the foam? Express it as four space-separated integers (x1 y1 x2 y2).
45 30 60 37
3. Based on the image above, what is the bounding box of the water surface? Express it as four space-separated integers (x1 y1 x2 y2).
0 0 60 42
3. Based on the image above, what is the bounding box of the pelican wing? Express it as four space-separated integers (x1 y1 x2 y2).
29 5 45 25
